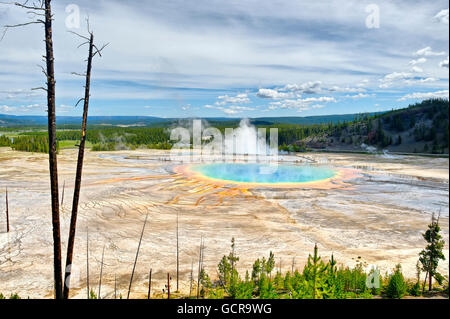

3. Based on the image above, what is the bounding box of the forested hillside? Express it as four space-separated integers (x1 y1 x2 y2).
294 99 449 154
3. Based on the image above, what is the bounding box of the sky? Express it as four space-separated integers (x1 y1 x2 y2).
0 0 448 118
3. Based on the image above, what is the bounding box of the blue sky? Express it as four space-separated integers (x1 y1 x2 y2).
0 0 448 118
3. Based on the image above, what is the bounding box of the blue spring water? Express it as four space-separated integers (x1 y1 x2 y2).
191 163 337 184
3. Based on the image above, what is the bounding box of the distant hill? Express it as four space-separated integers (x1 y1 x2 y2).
0 112 381 128
299 99 449 154
0 114 170 127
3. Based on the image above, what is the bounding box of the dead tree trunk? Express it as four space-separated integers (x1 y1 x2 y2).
291 257 295 274
147 269 152 299
60 180 65 208
196 237 204 299
114 274 117 299
189 260 194 298
176 211 179 292
1 0 62 298
98 245 105 299
44 0 63 299
86 227 90 299
167 273 171 299
63 25 107 298
428 271 432 291
279 258 282 274
5 187 9 233
127 213 149 299
63 32 94 299
422 271 428 294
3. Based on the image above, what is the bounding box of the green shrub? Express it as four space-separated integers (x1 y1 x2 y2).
0 293 21 299
89 289 97 299
386 265 407 299
409 282 421 297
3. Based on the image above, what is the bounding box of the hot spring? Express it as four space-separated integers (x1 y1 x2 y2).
188 163 337 185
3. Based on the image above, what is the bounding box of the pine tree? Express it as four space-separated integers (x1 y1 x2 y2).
302 244 330 299
218 238 240 297
386 264 407 299
266 251 275 279
419 213 446 291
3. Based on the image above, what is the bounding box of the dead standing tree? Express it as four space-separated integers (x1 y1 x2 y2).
176 211 179 292
1 0 63 299
60 180 65 208
147 268 152 299
98 244 106 299
63 22 108 299
127 213 149 299
196 236 205 299
86 226 90 299
5 187 9 233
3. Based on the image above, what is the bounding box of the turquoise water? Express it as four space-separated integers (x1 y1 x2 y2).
191 163 337 184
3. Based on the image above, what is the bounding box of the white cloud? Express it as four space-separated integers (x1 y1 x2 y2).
419 77 437 83
356 79 369 88
256 88 295 99
409 57 427 65
411 66 423 73
0 105 17 113
344 93 372 99
216 93 250 105
302 97 336 103
383 72 413 81
439 56 449 68
283 81 322 94
221 105 256 114
398 90 449 101
414 46 446 56
404 77 437 85
379 72 413 88
204 103 255 115
0 103 43 113
433 9 449 25
257 81 323 99
268 96 336 112
329 86 366 93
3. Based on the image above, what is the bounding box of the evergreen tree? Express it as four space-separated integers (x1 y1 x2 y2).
386 264 407 299
217 238 241 297
302 244 330 299
419 213 446 291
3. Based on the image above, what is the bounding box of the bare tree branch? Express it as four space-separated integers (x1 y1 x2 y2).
71 72 87 77
75 98 85 107
4 20 44 28
68 30 90 41
31 86 47 92
92 43 109 57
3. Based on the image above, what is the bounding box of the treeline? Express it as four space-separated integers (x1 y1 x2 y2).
0 135 11 147
0 135 58 153
8 99 449 154
20 127 171 151
288 99 449 153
